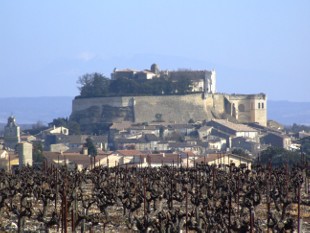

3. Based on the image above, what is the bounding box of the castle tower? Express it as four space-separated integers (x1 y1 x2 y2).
204 70 216 96
4 116 21 150
225 94 267 126
150 63 160 74
251 94 267 126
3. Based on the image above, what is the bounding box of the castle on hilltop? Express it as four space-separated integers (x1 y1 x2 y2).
111 64 216 96
71 64 267 131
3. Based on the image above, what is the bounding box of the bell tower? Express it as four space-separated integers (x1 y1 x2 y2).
4 116 21 150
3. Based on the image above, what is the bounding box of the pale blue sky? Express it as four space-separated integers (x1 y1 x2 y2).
1 1 309 101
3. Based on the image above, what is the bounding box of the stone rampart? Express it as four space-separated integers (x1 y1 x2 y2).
71 92 267 130
71 94 211 125
133 94 207 123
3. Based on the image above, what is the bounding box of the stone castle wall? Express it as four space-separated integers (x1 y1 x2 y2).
71 93 267 129
71 94 211 125
133 94 207 123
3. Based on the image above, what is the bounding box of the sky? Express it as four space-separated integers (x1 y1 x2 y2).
0 1 309 101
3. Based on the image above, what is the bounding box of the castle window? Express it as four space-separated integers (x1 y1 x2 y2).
262 102 264 109
258 103 261 109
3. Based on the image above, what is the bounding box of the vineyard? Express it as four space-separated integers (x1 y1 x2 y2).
0 162 309 232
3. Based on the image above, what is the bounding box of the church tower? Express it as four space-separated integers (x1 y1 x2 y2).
4 116 21 150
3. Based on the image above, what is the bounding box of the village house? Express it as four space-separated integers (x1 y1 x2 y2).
208 119 258 139
113 133 162 151
195 153 252 170
39 125 69 138
207 119 259 148
128 125 161 137
46 135 108 153
198 126 213 140
298 130 310 139
163 124 196 138
168 141 204 155
261 132 292 150
231 137 261 155
207 137 227 151
111 64 160 80
43 151 110 171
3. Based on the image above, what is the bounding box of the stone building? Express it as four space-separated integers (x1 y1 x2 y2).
71 66 267 130
4 116 21 150
225 93 267 126
17 142 33 168
111 64 160 80
261 132 292 150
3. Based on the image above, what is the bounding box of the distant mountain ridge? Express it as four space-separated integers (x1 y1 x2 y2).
268 100 310 126
0 97 73 125
0 97 309 127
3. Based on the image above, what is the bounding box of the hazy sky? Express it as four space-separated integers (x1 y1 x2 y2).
1 1 309 101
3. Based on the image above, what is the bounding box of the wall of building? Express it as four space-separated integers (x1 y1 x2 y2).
71 93 267 129
225 94 267 126
72 94 210 126
133 94 207 123
207 154 252 169
4 117 21 150
17 142 33 168
204 70 216 94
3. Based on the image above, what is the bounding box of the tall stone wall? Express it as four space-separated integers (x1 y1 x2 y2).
71 97 135 132
72 96 133 112
71 92 267 131
71 94 211 127
133 94 207 123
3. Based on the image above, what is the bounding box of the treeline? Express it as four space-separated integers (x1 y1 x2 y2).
257 146 310 167
76 73 193 98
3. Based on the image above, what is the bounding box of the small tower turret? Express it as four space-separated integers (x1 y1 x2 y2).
150 63 160 74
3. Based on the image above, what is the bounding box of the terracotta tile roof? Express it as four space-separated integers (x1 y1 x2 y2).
43 151 107 168
180 151 196 157
147 154 180 164
195 154 223 163
116 150 146 157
